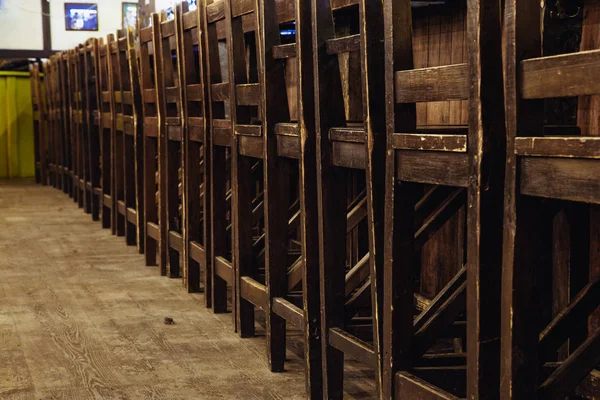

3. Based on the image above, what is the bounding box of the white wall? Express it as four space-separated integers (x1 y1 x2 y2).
0 0 44 50
50 0 125 50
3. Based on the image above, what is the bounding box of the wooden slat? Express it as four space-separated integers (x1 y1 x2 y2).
126 207 137 225
331 0 360 11
392 134 467 152
147 222 159 240
165 87 179 104
395 150 469 187
103 194 112 208
116 200 126 216
169 231 183 252
144 118 159 138
161 20 176 38
515 136 600 159
240 276 267 310
276 134 300 159
238 135 264 158
182 9 198 30
273 43 297 59
206 0 225 23
231 0 254 17
189 241 205 264
272 297 305 329
395 372 461 400
236 124 262 137
520 50 600 99
395 64 469 103
167 126 182 141
329 127 366 143
188 118 204 142
186 83 203 102
235 83 260 106
326 34 361 55
214 256 233 284
122 90 133 105
139 26 152 43
520 157 600 204
332 141 366 169
211 82 230 101
328 328 376 368
275 122 298 136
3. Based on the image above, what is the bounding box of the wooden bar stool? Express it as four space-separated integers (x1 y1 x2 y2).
122 28 145 252
311 0 386 397
30 62 47 185
60 52 75 198
202 0 236 314
225 0 269 339
67 49 81 203
83 39 102 221
382 0 505 398
98 37 115 231
55 53 71 195
76 45 92 214
250 0 325 395
179 5 211 293
52 55 64 191
69 47 83 208
224 0 299 366
44 57 59 190
108 32 128 238
501 0 600 397
138 15 167 270
157 5 186 277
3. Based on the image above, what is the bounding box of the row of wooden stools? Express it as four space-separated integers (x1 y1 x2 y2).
29 0 600 398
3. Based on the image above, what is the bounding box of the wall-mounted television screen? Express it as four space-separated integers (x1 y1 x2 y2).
64 3 98 31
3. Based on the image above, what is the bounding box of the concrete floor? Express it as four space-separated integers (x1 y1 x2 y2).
0 180 375 399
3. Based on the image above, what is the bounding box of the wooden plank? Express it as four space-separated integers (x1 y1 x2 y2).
329 127 365 143
235 124 262 136
273 44 297 59
211 82 230 101
395 150 469 187
231 0 253 17
515 137 600 159
272 297 305 329
117 200 126 215
332 142 366 169
328 328 377 368
206 0 225 23
161 20 176 38
395 372 461 400
395 64 469 103
276 134 300 159
146 222 159 241
235 83 260 106
214 256 233 285
238 135 264 158
189 241 205 265
326 34 361 55
520 50 600 99
392 134 467 152
186 84 203 102
126 207 137 225
169 231 183 252
520 157 600 204
239 277 267 310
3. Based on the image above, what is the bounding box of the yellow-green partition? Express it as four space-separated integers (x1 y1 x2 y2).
0 71 35 178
